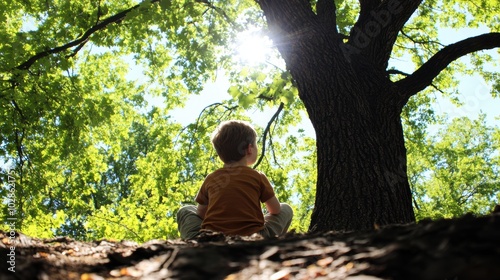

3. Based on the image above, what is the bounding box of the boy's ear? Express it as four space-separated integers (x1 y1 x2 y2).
246 143 255 154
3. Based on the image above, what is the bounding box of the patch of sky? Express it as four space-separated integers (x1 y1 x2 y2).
390 26 499 135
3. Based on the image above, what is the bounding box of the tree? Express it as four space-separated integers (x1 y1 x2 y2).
409 115 500 220
256 0 499 231
1 0 499 238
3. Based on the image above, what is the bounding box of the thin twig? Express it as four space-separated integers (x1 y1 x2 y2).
92 215 142 241
253 102 284 169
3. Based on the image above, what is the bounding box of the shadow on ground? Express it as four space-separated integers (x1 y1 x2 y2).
1 211 500 280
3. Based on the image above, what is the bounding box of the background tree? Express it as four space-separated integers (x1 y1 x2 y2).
409 115 500 220
0 0 499 240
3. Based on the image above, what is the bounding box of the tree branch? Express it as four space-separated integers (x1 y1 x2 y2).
92 215 142 241
400 29 445 48
176 102 238 162
350 0 422 70
257 0 316 33
358 0 382 20
387 69 410 76
253 102 284 169
14 128 27 168
196 0 235 26
396 32 500 100
15 0 162 71
256 0 317 64
15 0 231 71
316 0 338 32
10 100 27 123
388 68 455 97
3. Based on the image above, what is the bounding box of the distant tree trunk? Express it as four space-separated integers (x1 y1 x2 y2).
258 0 416 232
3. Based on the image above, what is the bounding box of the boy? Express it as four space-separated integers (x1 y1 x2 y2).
177 120 293 239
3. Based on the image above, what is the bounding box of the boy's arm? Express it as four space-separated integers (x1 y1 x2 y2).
197 203 208 219
264 195 281 215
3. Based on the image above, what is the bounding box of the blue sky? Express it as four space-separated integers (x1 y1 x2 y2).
168 41 499 140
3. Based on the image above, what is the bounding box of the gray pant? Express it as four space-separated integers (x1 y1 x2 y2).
177 203 294 239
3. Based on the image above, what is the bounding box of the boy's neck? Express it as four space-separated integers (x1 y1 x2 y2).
223 162 249 168
223 158 250 168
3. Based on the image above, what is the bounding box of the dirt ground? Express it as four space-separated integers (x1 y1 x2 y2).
1 211 500 280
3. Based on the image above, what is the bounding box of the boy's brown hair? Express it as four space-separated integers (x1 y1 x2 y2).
211 120 257 163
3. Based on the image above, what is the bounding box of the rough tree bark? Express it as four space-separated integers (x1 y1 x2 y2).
256 0 500 232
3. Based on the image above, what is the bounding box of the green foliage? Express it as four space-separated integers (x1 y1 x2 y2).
0 0 240 240
407 115 500 220
0 0 498 241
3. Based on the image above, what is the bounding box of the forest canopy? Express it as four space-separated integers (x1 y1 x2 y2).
0 0 499 241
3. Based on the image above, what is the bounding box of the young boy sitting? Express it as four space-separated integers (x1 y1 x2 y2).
177 120 293 239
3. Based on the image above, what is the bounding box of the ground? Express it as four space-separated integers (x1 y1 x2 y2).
1 210 499 280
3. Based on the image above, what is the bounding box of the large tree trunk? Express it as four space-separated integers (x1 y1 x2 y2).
312 115 416 231
258 0 416 232
297 52 415 232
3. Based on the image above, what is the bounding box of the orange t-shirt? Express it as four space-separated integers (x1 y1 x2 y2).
195 166 275 235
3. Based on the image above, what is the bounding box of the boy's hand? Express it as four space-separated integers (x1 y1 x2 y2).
197 204 208 219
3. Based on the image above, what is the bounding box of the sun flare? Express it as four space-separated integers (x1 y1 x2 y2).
235 29 273 65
